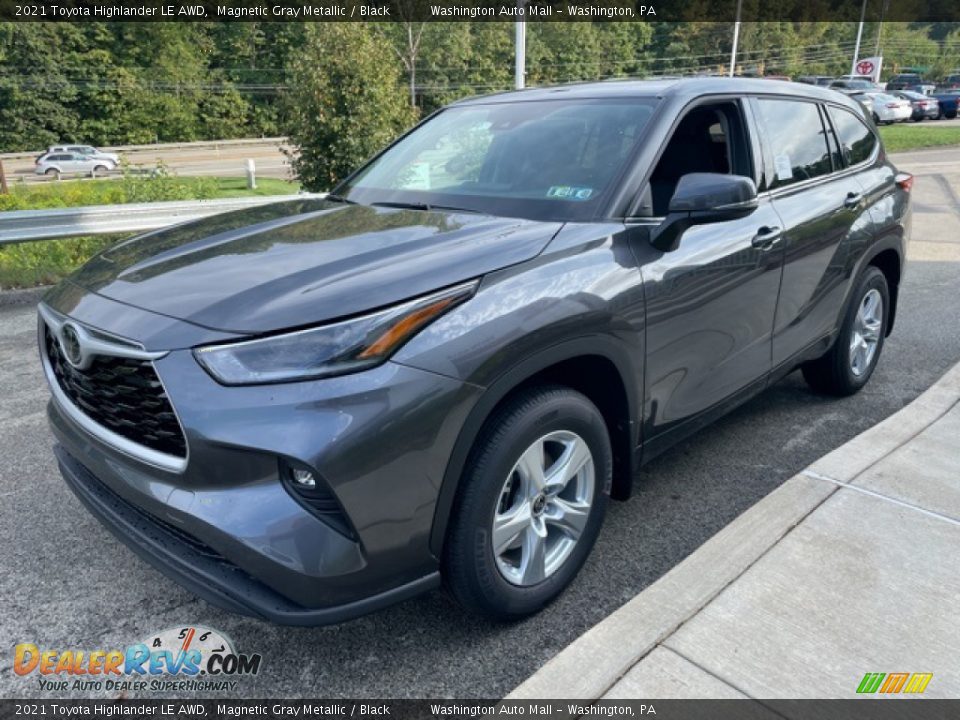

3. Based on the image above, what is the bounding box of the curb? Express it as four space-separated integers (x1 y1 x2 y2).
508 360 960 700
0 285 48 309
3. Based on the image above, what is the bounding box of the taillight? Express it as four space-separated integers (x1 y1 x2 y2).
885 103 898 108
896 173 914 192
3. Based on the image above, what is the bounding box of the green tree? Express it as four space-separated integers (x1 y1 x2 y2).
0 23 82 152
419 23 514 110
283 23 416 191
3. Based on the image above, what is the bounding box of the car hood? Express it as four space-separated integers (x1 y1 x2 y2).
68 198 562 335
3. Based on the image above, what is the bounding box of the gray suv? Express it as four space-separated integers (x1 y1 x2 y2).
39 79 910 624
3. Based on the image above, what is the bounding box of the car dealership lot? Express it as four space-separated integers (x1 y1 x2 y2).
2 154 960 699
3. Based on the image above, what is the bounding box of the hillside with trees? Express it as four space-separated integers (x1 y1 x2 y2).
1 20 957 182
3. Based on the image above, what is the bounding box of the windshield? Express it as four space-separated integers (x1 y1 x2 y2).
337 98 658 221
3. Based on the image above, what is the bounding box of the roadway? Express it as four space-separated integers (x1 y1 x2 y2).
1 149 959 699
1 139 293 184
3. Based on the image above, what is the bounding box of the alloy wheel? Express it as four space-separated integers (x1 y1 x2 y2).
849 288 883 377
492 430 594 586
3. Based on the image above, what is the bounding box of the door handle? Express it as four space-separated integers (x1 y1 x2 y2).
751 226 782 250
844 191 862 209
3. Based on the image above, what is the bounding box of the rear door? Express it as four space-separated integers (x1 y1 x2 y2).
752 97 874 369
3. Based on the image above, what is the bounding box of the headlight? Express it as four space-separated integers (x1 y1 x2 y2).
194 280 477 385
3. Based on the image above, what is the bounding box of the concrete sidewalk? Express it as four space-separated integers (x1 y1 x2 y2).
510 362 960 700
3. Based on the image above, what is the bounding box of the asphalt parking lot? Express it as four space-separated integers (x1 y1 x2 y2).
2 150 960 700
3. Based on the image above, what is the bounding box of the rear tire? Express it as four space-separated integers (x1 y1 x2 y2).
802 266 889 396
443 385 612 620
45 168 59 179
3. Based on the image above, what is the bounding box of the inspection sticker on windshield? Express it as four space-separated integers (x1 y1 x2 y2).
547 185 593 201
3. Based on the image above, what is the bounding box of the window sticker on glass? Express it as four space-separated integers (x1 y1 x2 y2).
546 185 593 201
774 154 794 182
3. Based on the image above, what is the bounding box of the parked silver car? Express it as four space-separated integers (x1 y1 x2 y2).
849 92 912 124
35 153 116 178
47 144 120 165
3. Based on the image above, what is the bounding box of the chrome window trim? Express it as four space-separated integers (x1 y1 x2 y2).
38 304 188 474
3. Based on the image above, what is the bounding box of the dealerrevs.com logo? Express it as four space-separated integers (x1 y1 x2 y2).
13 626 262 693
857 672 933 694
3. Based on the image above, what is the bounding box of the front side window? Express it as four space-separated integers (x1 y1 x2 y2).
757 99 832 189
339 98 658 222
827 106 877 167
646 101 753 215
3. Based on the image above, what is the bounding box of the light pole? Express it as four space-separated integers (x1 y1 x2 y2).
729 0 743 78
874 0 890 58
514 2 526 90
851 0 867 75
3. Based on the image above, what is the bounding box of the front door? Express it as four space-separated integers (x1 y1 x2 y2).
633 100 783 447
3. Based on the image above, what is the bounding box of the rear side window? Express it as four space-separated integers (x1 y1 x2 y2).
827 106 877 167
756 99 832 189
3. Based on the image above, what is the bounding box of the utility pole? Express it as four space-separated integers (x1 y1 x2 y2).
874 0 890 58
729 0 743 78
514 2 526 90
851 0 867 75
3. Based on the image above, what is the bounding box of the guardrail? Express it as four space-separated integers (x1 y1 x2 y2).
0 194 321 245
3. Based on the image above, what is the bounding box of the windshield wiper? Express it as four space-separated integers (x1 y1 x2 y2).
371 201 478 214
325 193 356 204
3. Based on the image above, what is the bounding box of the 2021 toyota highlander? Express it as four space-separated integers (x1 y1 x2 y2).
39 79 910 623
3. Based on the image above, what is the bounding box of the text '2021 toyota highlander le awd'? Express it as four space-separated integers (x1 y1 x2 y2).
39 79 910 624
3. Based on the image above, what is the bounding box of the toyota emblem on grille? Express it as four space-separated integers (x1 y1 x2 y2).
60 323 84 368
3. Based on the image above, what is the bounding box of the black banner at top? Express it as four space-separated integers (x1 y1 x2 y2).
1 0 959 23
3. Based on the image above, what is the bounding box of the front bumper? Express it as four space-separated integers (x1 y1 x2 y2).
54 445 439 625
42 293 482 623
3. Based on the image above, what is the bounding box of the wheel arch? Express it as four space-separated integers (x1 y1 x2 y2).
866 246 902 335
429 338 640 558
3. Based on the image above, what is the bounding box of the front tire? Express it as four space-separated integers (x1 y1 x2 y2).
443 385 612 619
802 266 889 396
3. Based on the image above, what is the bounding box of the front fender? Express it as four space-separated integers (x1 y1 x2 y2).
393 233 646 556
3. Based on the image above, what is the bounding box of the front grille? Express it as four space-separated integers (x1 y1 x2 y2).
44 326 187 458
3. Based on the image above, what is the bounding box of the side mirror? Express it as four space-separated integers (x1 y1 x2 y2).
651 173 759 252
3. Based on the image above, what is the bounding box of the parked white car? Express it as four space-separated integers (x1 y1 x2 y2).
46 144 120 165
35 152 116 178
849 92 912 124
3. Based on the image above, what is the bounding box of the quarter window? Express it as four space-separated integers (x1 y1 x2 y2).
827 106 877 167
757 99 833 189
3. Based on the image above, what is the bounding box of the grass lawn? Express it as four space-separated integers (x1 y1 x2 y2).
0 174 302 289
879 124 960 153
0 235 126 290
0 175 300 212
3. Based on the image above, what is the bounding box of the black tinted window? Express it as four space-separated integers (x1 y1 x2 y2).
827 106 877 166
757 99 832 188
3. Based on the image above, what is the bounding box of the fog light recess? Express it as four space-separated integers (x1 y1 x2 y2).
279 460 355 539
